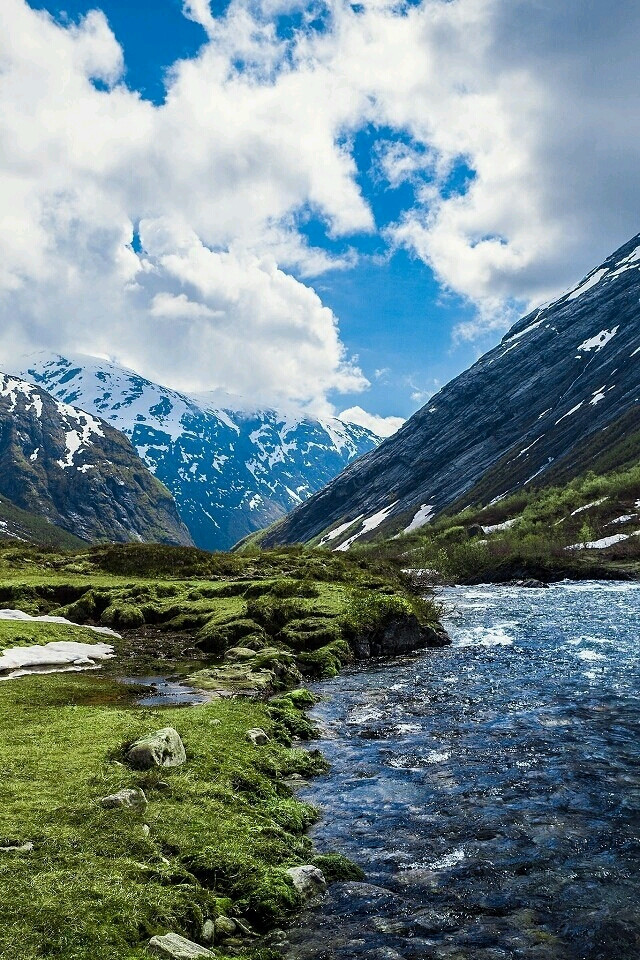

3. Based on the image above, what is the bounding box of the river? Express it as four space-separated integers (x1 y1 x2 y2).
271 582 640 960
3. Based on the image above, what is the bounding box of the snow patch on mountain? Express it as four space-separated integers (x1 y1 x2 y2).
578 326 619 353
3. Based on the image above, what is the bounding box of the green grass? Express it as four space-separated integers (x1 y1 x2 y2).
0 671 328 959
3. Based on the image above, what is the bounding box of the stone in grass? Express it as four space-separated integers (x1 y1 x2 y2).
0 841 33 853
148 932 214 959
100 788 148 810
127 728 186 770
246 727 270 745
286 865 327 898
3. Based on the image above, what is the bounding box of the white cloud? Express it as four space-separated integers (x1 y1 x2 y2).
1 0 639 415
339 406 405 438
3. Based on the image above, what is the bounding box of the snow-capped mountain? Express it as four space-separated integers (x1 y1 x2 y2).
261 232 640 548
0 372 192 545
19 354 381 550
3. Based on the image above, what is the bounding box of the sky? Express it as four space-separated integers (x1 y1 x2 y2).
1 0 639 435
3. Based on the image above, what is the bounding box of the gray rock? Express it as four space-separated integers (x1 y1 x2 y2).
246 727 270 746
100 787 148 810
214 916 237 938
0 841 33 853
200 920 215 945
126 728 186 770
351 614 449 659
286 865 327 898
148 932 213 958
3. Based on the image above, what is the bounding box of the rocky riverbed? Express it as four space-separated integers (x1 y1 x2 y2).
269 582 640 960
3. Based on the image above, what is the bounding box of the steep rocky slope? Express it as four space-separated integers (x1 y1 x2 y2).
19 354 381 550
261 232 640 548
0 373 192 545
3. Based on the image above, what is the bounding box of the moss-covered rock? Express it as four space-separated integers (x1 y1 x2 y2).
197 618 266 655
100 603 145 629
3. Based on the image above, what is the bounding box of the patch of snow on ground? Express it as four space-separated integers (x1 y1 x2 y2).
404 504 434 533
566 268 609 301
503 313 545 344
577 326 619 353
518 437 542 457
318 515 364 547
607 514 637 526
565 532 639 551
481 518 518 534
335 502 399 551
555 402 584 424
0 640 114 679
570 498 608 516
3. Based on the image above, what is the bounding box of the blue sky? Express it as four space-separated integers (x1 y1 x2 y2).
4 0 640 431
28 0 489 421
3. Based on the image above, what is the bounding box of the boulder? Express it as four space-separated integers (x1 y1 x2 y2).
200 921 215 945
351 614 450 659
214 916 237 938
286 865 327 899
246 728 270 746
100 788 148 810
126 728 186 770
148 932 213 959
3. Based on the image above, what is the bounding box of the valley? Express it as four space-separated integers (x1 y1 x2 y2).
1 234 639 959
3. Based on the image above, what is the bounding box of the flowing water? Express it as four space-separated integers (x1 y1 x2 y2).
273 582 640 960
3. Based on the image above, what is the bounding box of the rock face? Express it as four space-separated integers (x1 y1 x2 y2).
148 932 213 959
19 353 382 551
126 728 186 770
261 233 640 547
0 372 192 546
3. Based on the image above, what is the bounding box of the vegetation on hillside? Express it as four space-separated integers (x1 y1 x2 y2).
0 495 85 550
356 462 640 583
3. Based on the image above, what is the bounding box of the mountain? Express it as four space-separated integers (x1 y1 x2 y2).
260 232 640 548
0 372 192 546
18 354 381 551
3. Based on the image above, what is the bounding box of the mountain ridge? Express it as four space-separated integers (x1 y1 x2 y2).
18 353 382 550
258 232 640 549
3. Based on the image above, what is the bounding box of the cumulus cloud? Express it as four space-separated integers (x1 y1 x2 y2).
1 0 639 412
339 406 405 438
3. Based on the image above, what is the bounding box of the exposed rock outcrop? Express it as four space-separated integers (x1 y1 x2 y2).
351 615 450 659
148 932 213 959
